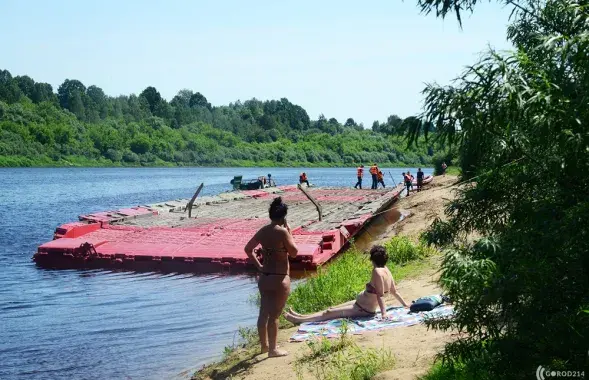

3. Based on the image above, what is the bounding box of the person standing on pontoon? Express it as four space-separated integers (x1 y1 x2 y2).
377 171 386 188
354 165 364 189
299 172 310 187
369 163 379 189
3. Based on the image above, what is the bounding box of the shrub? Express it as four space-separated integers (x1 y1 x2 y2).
383 235 435 264
105 148 122 162
122 151 139 163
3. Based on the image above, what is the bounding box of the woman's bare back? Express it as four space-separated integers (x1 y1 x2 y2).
252 224 296 275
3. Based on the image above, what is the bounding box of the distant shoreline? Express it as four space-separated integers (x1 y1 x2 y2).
0 156 433 169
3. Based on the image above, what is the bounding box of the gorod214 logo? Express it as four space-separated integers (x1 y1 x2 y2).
536 366 585 379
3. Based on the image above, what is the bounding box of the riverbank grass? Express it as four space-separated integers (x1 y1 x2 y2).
294 321 395 380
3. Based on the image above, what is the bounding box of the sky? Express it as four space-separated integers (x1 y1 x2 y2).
1 0 513 126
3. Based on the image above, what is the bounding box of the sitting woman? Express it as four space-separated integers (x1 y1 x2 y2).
284 245 409 324
245 197 298 357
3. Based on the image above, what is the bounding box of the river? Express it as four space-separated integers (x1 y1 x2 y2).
0 166 432 380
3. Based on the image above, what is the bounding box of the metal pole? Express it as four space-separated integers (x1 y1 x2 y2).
388 171 397 187
297 184 323 221
186 183 204 218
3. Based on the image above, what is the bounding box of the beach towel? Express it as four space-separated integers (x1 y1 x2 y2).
289 304 454 342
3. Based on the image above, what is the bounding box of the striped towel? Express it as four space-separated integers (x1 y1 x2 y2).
289 305 454 342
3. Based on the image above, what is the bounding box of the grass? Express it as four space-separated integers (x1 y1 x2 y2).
294 321 395 380
288 236 437 314
444 166 461 176
194 326 260 380
420 360 488 380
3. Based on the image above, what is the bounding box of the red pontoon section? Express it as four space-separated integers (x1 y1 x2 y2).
34 186 405 273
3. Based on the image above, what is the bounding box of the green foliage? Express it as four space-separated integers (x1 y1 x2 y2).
431 151 456 176
0 71 441 167
383 235 436 264
420 360 488 380
412 0 589 378
288 237 436 314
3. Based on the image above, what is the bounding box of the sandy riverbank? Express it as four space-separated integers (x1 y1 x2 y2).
194 175 460 380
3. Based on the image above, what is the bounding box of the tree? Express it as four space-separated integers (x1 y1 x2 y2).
344 117 356 127
189 92 211 109
69 91 86 120
86 85 108 119
409 0 589 378
0 69 23 104
371 120 380 132
57 79 86 110
14 75 35 99
171 89 193 108
139 86 163 114
32 83 56 104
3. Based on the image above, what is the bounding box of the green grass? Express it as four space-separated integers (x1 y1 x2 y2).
193 326 260 380
288 236 437 314
420 361 489 380
294 320 395 380
444 166 461 176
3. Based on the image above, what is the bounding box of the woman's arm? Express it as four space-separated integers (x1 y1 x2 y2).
390 277 409 307
373 271 388 317
282 223 298 258
244 232 263 271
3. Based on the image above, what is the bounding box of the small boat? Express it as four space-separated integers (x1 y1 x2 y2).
411 175 434 186
230 175 276 190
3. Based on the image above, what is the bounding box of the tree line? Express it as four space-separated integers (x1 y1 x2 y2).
0 69 439 167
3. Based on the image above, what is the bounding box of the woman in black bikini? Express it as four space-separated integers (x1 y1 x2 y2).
284 245 409 324
245 197 298 357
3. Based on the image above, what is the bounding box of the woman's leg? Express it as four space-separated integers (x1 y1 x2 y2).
289 299 355 315
260 275 290 357
285 304 373 324
257 281 271 353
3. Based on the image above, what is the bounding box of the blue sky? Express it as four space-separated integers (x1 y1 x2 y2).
1 0 513 126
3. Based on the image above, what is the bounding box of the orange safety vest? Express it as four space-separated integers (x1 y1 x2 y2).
404 174 412 183
377 172 383 180
357 167 363 177
370 166 378 175
301 173 307 181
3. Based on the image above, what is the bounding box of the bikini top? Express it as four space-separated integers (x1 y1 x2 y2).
365 282 389 295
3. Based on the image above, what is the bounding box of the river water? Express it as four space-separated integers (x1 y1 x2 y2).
0 166 432 380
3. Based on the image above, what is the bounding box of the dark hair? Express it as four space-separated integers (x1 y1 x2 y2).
269 197 288 221
369 245 388 267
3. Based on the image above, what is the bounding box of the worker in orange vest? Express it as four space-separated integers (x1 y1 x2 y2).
354 165 364 189
403 171 413 196
369 163 379 189
299 172 310 187
377 171 386 188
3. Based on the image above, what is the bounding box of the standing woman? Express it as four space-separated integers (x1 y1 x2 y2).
245 197 298 357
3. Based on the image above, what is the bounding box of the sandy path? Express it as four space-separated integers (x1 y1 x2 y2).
196 175 459 380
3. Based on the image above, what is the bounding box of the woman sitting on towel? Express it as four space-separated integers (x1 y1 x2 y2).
284 245 409 324
245 197 298 357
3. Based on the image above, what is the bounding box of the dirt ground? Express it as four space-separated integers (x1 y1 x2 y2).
196 175 460 380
